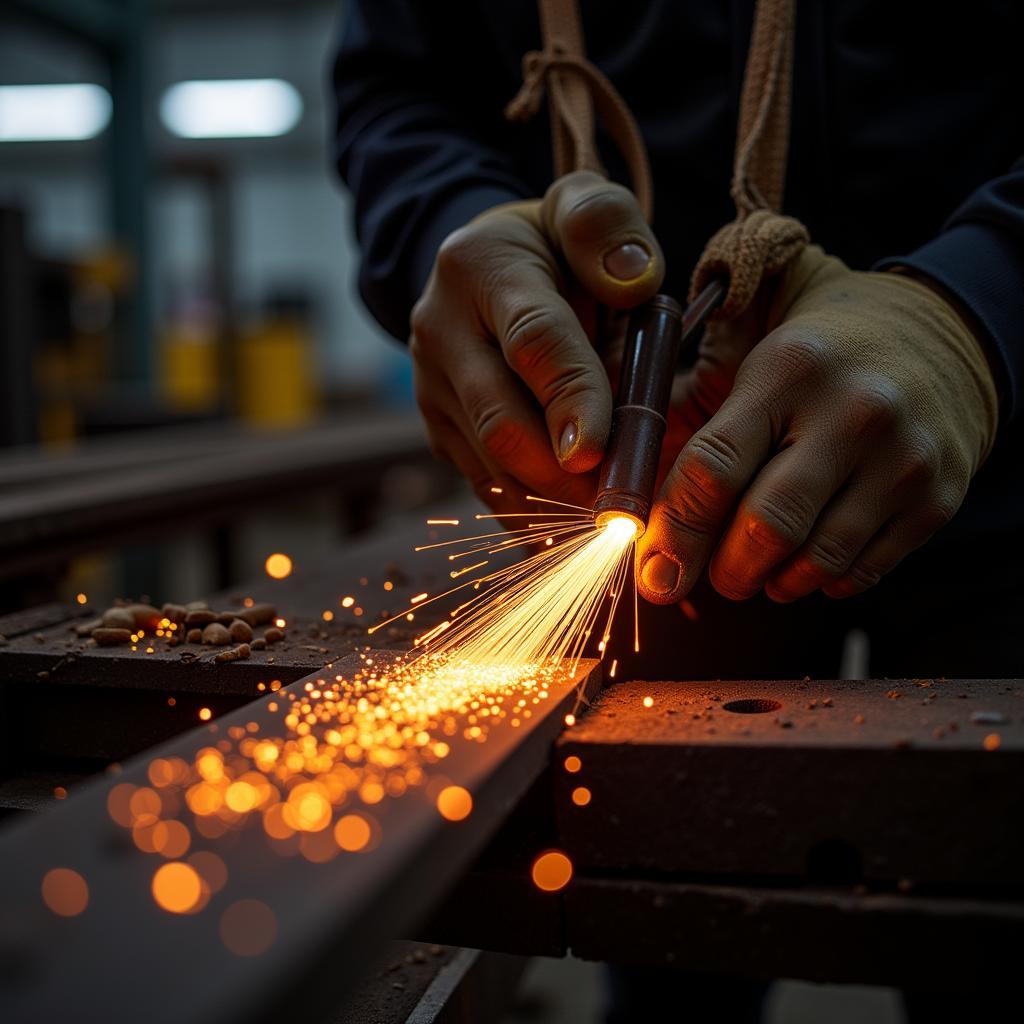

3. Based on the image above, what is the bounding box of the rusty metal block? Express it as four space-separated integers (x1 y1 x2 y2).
556 678 1024 885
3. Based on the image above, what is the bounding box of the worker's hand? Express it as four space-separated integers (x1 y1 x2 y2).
638 245 999 604
410 171 664 508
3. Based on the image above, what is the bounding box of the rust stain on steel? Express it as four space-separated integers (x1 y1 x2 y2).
556 678 1024 885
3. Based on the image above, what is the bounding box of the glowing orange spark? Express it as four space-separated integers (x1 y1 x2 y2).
264 553 293 579
436 785 473 821
41 868 89 917
531 850 573 892
152 862 202 914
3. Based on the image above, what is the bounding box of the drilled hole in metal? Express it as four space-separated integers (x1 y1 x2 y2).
722 698 782 714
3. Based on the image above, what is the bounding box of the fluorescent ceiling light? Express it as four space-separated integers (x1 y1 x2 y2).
160 79 302 139
0 84 112 142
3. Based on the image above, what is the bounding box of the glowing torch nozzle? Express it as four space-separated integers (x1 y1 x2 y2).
593 280 726 534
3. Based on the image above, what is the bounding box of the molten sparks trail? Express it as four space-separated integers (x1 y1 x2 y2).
373 501 639 677
87 498 639 928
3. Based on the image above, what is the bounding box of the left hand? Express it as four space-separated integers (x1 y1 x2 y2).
636 245 999 604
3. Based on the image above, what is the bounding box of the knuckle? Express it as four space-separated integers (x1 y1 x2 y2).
802 529 856 576
844 560 885 591
709 560 755 600
658 496 713 542
660 457 728 535
845 377 905 434
408 319 429 359
559 184 638 247
504 306 568 378
895 437 941 489
917 493 960 536
688 428 743 483
544 361 597 409
474 406 526 462
435 224 485 278
745 488 816 548
425 430 451 464
768 329 832 381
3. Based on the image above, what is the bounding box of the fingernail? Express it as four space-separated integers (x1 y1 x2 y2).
641 553 681 595
604 243 651 282
559 420 578 460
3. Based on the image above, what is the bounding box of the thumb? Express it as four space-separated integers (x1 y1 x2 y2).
541 171 664 309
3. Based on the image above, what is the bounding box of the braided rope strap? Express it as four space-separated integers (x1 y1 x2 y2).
689 0 809 319
504 0 654 222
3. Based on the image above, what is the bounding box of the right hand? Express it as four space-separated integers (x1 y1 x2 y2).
410 170 664 509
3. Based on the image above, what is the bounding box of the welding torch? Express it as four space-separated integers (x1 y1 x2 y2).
593 279 726 535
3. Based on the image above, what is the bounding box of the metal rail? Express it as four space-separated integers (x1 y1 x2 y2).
0 653 600 1023
0 414 432 578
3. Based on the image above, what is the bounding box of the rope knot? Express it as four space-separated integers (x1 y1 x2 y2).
503 41 654 221
690 209 809 319
504 49 565 123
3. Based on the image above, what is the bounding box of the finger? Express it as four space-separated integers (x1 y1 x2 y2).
636 394 773 604
767 434 951 602
414 359 534 511
822 493 961 599
446 334 598 509
438 213 612 472
541 170 664 308
763 477 894 603
488 280 612 476
708 434 853 600
425 415 496 501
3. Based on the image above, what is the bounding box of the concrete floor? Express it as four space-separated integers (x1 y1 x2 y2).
502 956 905 1024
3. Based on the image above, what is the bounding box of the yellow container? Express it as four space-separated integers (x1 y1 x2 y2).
159 323 221 412
236 315 317 427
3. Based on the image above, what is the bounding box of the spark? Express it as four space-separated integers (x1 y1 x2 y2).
264 553 292 580
90 494 641 922
426 519 460 526
403 515 636 673
531 850 573 892
41 868 89 917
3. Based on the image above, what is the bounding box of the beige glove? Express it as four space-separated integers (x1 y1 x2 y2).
638 244 999 604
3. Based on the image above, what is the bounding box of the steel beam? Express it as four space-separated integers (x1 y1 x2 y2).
0 654 600 1023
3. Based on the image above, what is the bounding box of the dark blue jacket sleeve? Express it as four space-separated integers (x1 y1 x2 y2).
876 158 1024 424
331 0 532 340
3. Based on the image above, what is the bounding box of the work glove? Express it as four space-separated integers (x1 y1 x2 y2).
410 171 663 509
637 245 1000 604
